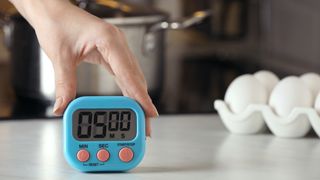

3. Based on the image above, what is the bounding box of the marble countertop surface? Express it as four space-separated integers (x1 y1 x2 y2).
0 114 319 180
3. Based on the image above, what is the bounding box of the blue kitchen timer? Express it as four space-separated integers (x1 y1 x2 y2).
63 96 146 172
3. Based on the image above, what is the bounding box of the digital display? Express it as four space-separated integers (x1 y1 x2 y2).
72 109 136 141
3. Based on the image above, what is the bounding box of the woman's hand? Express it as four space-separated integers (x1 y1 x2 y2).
9 0 158 136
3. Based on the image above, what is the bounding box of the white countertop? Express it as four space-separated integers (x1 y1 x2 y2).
0 114 319 180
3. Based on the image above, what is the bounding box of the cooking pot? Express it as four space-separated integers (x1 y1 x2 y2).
0 0 210 116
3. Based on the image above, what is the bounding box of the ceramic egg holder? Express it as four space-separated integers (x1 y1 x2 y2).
214 71 320 138
214 100 320 138
214 100 267 134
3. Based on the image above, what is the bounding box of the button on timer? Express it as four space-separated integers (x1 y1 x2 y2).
119 147 134 162
77 149 90 162
97 149 110 162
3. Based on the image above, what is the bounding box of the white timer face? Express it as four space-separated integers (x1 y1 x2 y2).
72 109 137 141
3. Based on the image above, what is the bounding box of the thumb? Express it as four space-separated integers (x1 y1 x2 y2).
52 62 77 116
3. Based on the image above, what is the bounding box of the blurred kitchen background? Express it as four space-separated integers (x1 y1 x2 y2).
1 0 320 119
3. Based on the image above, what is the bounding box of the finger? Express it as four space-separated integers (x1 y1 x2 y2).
115 77 155 136
128 51 146 84
115 77 151 137
115 78 157 118
52 60 77 116
145 117 151 137
115 76 157 118
82 48 115 75
96 41 158 118
127 81 158 118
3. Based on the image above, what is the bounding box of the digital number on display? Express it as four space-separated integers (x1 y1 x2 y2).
72 109 137 141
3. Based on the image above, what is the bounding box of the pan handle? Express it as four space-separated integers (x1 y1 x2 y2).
0 12 12 49
148 10 211 33
0 12 7 27
143 10 211 54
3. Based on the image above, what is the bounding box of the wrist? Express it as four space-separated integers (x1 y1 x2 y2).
9 0 72 28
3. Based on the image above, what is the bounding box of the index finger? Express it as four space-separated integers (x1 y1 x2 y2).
96 37 158 118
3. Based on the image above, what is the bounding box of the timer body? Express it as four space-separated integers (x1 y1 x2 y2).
63 96 146 172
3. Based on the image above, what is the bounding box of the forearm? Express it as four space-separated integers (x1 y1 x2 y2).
9 0 72 28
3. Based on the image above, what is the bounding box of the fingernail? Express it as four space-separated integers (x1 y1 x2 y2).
153 104 159 117
146 129 152 138
53 97 63 114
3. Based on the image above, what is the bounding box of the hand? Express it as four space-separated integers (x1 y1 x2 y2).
9 0 158 136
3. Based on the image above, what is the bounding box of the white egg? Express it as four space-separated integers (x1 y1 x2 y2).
300 72 320 98
254 70 279 95
269 76 313 117
314 92 320 113
224 74 268 114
